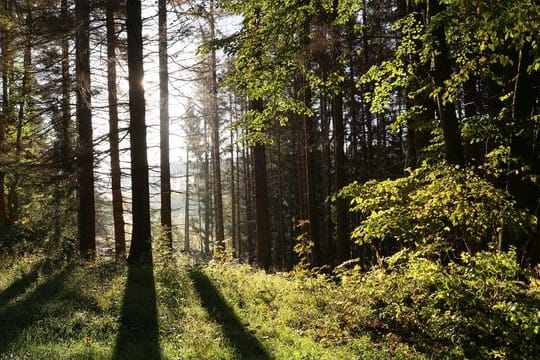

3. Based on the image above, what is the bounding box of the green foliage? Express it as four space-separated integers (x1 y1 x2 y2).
337 248 540 359
217 0 363 143
339 163 535 253
360 0 539 140
293 220 315 271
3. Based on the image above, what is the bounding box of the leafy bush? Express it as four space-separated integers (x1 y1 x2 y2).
339 163 535 255
338 248 540 359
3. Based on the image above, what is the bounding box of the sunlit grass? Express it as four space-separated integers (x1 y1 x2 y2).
0 253 422 359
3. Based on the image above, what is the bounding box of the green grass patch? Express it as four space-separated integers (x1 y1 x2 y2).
1 250 538 359
0 253 417 359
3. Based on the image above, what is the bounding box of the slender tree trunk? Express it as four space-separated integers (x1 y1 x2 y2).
209 0 225 252
126 0 152 264
250 99 271 270
75 0 96 260
107 0 126 261
230 114 237 257
159 0 173 250
243 136 254 258
61 0 71 170
0 0 12 232
276 129 286 268
203 117 211 255
397 0 431 169
235 108 243 257
331 21 349 265
196 157 203 251
184 145 190 252
321 92 333 265
333 87 349 264
428 0 464 167
9 10 32 223
507 45 540 264
305 103 320 267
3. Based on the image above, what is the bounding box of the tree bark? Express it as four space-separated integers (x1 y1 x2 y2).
75 0 96 260
107 0 126 262
209 0 225 252
230 107 237 257
159 0 173 250
0 0 12 232
250 99 271 270
428 0 464 167
126 0 152 264
203 114 211 255
184 145 190 252
9 9 32 223
61 0 72 171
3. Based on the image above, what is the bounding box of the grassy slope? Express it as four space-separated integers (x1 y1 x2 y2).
0 253 419 360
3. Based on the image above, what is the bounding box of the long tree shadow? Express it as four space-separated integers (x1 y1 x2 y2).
0 265 72 353
190 269 272 360
113 264 161 360
0 260 45 309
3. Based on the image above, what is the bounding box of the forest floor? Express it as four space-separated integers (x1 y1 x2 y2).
0 252 420 360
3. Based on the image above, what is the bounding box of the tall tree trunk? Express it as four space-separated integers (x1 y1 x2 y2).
507 45 540 264
209 0 225 252
184 145 190 252
331 21 349 265
397 0 430 169
230 110 237 257
235 110 243 257
333 87 349 264
428 0 464 167
203 115 211 255
275 129 286 268
243 136 254 258
61 0 71 170
159 0 173 250
9 8 32 223
304 97 320 267
107 0 126 261
250 99 271 270
75 0 96 260
126 0 152 264
321 92 333 265
0 0 12 232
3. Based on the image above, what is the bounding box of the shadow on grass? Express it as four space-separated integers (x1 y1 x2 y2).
0 265 72 353
113 264 161 360
190 269 272 360
0 260 45 309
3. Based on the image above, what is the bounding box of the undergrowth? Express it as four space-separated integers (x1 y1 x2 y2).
1 248 538 359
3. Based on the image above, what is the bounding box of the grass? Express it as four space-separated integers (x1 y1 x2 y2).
0 251 422 359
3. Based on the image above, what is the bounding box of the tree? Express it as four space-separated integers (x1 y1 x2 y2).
126 0 152 264
75 0 96 260
251 100 271 270
208 0 225 252
0 0 13 235
60 0 72 171
427 0 464 167
159 0 173 251
106 0 126 261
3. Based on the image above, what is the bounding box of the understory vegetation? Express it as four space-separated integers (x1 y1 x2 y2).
1 247 539 359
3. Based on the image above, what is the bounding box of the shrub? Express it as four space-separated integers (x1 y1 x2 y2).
337 248 540 359
339 163 535 255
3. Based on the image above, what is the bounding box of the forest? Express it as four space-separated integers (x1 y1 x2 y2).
0 0 539 359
